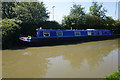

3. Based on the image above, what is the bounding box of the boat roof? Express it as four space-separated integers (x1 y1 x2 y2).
36 29 110 31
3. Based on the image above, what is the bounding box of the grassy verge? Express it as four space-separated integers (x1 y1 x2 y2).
105 68 120 79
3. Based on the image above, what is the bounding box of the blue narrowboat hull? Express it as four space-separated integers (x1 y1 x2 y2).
19 29 119 43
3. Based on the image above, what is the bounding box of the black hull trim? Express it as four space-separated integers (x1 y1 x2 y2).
19 35 120 47
30 35 120 43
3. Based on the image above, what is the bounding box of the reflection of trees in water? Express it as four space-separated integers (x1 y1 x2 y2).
2 39 118 78
63 40 118 69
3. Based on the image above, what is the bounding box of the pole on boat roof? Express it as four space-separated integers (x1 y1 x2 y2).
52 6 55 21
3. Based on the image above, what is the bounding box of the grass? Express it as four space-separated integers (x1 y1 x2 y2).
105 68 120 80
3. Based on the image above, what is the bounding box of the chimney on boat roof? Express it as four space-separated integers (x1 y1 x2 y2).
40 27 42 30
86 29 95 30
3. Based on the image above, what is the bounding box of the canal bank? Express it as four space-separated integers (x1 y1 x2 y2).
2 38 119 78
106 68 120 79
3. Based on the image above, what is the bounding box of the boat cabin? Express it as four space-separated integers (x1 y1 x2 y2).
36 29 111 38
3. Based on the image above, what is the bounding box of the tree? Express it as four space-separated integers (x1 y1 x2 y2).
12 2 50 37
89 2 107 19
0 18 22 48
62 4 86 29
12 2 49 26
39 21 62 29
85 14 99 29
2 2 17 19
105 16 115 27
112 20 120 34
89 1 107 27
62 15 73 29
70 4 85 18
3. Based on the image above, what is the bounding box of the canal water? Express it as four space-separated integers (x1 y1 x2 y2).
2 38 119 78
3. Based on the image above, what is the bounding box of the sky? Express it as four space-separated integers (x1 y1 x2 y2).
39 0 120 23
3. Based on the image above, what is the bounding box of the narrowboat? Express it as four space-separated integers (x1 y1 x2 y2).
19 29 113 42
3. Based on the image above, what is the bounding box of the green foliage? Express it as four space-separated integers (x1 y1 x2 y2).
70 4 85 17
39 21 62 29
19 22 38 36
1 18 22 48
2 2 17 19
62 2 119 30
1 1 50 49
114 20 120 27
105 17 115 26
111 20 120 34
106 72 120 79
89 2 107 19
62 4 86 29
62 15 72 29
12 2 49 25
85 14 99 29
106 68 120 79
89 1 107 28
1 1 120 49
19 21 62 37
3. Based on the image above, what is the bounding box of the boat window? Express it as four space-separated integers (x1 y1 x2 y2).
57 31 63 36
75 31 80 36
94 31 97 35
99 31 102 35
104 31 108 34
43 32 50 37
87 31 92 35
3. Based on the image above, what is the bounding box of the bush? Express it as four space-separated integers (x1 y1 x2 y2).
1 18 22 49
105 68 120 80
39 21 62 29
